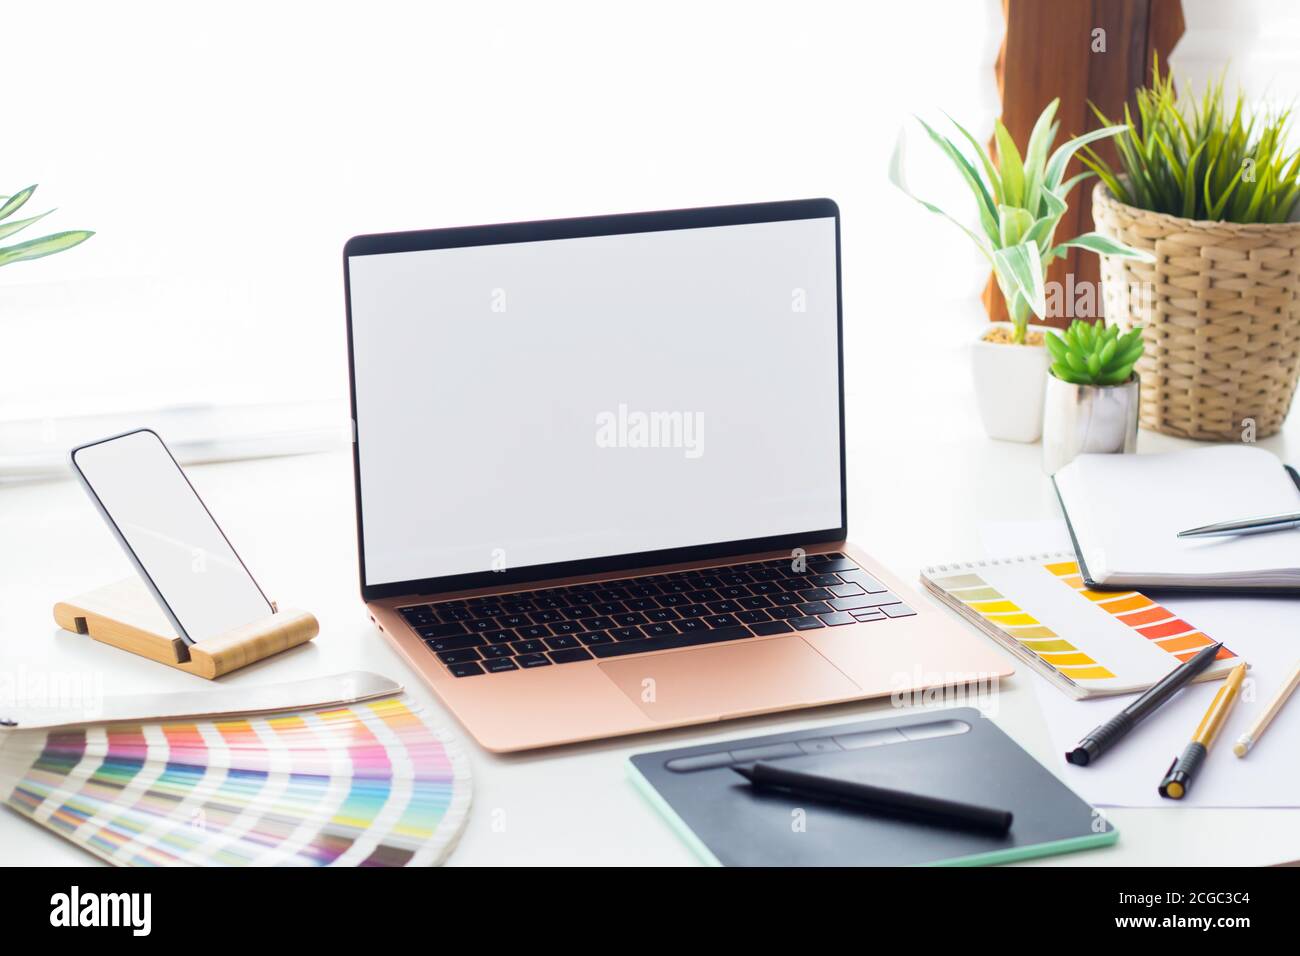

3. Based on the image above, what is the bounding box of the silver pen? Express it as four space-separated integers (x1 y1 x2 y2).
1178 512 1300 538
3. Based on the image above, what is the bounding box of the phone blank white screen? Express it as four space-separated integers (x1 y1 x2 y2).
72 431 272 642
349 216 842 587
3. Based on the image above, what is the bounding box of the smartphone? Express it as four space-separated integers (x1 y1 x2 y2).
69 429 273 645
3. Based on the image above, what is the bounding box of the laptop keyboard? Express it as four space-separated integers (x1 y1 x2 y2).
395 552 916 677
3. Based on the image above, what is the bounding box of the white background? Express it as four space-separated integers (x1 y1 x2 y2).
4 0 1296 463
0 0 1002 449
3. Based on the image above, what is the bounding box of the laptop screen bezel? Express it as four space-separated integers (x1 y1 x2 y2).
343 198 847 602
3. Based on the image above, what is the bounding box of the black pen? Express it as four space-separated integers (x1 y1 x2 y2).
732 762 1013 835
1066 641 1224 766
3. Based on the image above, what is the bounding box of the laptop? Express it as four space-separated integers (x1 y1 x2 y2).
342 198 1012 752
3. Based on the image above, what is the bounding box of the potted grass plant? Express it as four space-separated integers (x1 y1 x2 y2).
891 100 1152 442
1082 59 1300 441
1042 320 1144 474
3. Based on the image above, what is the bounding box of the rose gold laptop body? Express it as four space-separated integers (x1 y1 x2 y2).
366 541 1012 752
345 200 1012 753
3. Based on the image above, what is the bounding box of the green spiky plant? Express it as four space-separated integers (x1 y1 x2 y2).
1080 57 1300 224
890 99 1153 344
1046 319 1144 386
0 184 93 268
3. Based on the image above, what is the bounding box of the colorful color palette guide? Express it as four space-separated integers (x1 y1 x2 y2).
0 698 470 867
922 554 1239 699
1042 560 1235 664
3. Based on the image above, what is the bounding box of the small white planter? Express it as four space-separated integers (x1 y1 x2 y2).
1042 372 1140 474
971 322 1051 443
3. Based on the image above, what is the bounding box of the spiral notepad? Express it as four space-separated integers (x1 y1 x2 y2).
921 552 1237 699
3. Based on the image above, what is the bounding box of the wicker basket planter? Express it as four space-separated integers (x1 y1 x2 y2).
1091 182 1300 440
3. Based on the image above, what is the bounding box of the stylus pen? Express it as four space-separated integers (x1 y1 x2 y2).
1066 642 1224 767
1177 511 1300 538
732 763 1013 835
1159 661 1248 800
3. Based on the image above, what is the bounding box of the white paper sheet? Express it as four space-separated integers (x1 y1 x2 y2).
978 518 1300 808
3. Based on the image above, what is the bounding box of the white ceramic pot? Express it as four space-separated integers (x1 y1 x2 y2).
1042 371 1140 474
970 322 1051 443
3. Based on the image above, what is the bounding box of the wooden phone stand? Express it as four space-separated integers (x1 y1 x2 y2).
53 577 318 680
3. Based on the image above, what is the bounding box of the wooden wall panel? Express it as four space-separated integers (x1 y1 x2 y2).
983 0 1185 327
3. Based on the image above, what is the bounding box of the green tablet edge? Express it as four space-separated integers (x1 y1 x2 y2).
626 760 721 867
931 826 1119 867
625 756 1118 867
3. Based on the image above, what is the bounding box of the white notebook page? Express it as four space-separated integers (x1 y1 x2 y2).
1054 446 1300 586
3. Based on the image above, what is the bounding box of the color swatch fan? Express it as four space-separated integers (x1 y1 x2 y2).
921 552 1238 699
0 696 470 866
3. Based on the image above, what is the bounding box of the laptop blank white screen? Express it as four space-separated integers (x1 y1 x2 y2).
348 215 842 587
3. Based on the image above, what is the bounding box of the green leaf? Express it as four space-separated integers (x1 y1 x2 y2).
994 119 1026 207
1052 231 1155 262
0 230 94 267
1052 361 1084 384
1045 330 1069 362
917 118 1000 243
0 209 52 241
1043 125 1128 192
0 185 38 223
889 131 994 263
998 204 1034 247
1021 99 1060 214
944 112 1003 204
1098 337 1118 367
992 241 1046 320
1054 170 1095 200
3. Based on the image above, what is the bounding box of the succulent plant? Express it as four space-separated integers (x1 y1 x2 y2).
1046 319 1144 386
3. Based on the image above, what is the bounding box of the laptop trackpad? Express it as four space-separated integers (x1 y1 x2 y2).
598 637 860 724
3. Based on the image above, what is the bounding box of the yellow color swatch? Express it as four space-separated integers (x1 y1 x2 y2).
1038 652 1097 667
1017 638 1077 652
986 613 1040 627
1003 625 1058 639
1044 561 1079 576
1059 664 1118 680
968 599 1019 613
1078 589 1138 602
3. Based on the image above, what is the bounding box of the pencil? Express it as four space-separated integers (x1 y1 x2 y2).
1234 660 1300 757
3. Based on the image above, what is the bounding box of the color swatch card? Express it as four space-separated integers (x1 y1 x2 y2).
0 697 471 866
921 553 1238 698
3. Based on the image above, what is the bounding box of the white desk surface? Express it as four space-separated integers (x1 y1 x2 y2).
5 324 1300 867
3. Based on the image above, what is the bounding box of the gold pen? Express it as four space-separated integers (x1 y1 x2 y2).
1159 661 1247 800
